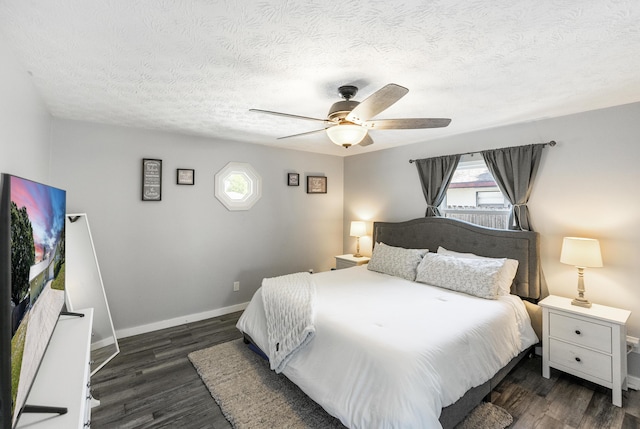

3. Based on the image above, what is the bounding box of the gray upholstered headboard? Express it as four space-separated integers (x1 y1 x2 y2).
372 217 541 300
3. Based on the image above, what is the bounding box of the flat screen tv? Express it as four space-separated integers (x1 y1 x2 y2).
0 174 66 428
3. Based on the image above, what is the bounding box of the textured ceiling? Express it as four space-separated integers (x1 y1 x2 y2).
1 0 639 156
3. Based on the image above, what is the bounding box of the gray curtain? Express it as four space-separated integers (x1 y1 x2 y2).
414 154 461 217
481 144 543 231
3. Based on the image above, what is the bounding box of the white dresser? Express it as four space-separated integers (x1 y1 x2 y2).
16 308 94 428
540 295 630 406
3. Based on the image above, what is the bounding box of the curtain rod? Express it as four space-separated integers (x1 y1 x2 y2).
408 140 556 164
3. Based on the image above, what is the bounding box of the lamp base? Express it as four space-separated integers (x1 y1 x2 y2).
571 297 592 308
353 253 363 258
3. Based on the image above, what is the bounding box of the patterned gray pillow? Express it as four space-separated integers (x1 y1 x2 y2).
436 247 519 296
415 253 503 299
367 242 428 281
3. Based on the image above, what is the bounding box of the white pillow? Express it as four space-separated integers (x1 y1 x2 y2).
437 246 519 296
367 242 428 281
415 253 503 299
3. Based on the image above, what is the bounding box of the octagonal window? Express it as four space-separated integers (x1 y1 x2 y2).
215 162 262 210
224 173 250 200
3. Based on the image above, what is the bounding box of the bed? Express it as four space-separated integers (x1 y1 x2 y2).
236 217 542 428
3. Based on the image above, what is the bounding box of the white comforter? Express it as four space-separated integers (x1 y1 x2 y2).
237 266 538 429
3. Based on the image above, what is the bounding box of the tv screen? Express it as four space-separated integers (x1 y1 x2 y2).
0 174 66 428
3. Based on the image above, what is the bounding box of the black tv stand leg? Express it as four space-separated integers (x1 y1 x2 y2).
22 404 68 415
61 311 85 318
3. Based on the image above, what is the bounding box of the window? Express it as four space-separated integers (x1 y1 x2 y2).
215 162 262 210
442 156 510 229
224 173 250 200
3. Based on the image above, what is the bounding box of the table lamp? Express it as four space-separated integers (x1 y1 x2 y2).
560 237 603 308
350 221 367 258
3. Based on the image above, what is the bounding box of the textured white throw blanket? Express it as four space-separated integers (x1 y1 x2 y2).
261 272 316 373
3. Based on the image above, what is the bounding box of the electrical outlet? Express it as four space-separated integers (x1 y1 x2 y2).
233 281 240 292
627 335 640 353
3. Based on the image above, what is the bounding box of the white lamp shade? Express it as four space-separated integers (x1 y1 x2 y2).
326 124 368 147
560 237 603 268
350 221 367 237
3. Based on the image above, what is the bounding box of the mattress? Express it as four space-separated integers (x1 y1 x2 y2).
236 265 538 429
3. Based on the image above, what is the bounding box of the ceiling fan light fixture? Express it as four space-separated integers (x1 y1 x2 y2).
326 124 368 148
251 83 451 147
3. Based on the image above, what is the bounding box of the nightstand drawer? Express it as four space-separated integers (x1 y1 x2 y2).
336 259 355 269
549 312 612 353
549 338 612 382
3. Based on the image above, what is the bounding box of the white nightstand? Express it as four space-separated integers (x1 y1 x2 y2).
540 295 631 407
335 254 370 270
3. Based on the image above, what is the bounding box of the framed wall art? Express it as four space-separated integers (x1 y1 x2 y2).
287 173 299 186
142 158 162 201
177 168 195 185
306 176 327 194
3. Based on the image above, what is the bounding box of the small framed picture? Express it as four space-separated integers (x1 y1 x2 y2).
287 173 299 186
307 176 327 194
177 169 195 185
142 158 162 201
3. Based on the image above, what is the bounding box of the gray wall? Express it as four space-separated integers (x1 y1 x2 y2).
0 38 51 181
344 102 640 375
50 119 344 334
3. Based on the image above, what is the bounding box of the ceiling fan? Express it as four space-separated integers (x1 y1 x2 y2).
250 83 451 148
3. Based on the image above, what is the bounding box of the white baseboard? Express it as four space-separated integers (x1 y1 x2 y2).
91 337 117 351
628 347 640 390
115 302 249 340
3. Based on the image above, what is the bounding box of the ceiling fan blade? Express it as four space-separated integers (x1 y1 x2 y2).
250 109 330 123
345 83 409 124
364 118 451 130
277 127 330 140
358 134 374 146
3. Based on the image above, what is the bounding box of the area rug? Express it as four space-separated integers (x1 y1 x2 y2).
188 339 513 429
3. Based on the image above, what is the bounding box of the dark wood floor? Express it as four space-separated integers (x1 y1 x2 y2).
90 311 640 429
91 312 242 429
